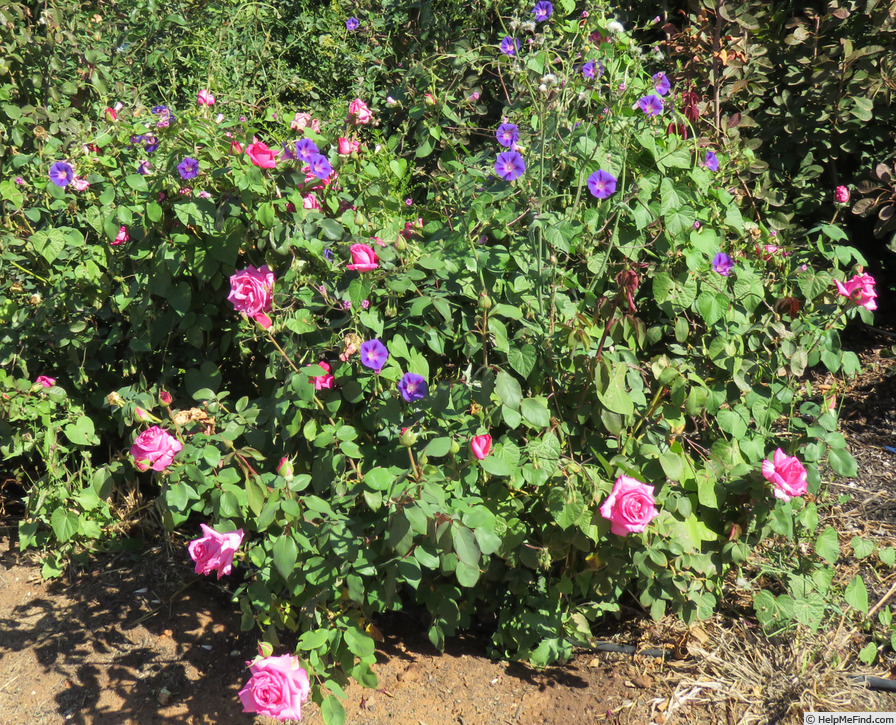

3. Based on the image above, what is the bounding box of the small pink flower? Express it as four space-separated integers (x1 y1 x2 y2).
199 190 211 199
361 299 370 309
14 177 25 186
835 272 877 311
112 226 129 246
346 244 379 272
245 141 279 169
188 523 244 578
230 139 243 155
197 89 216 105
599 476 659 536
215 113 225 123
347 98 373 125
71 176 90 191
834 185 850 203
312 361 335 390
36 375 56 388
104 107 118 122
471 434 492 460
228 265 275 329
761 449 808 501
135 406 151 421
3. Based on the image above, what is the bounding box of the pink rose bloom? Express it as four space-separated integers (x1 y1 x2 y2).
197 89 216 105
188 523 244 578
834 185 850 203
71 176 90 191
346 244 379 272
238 654 310 721
599 475 659 536
347 98 373 125
113 226 129 246
337 137 361 155
302 193 320 210
36 376 56 388
761 448 808 501
835 272 877 311
471 434 492 460
130 425 183 472
228 265 275 329
246 142 279 169
290 112 319 133
312 361 335 390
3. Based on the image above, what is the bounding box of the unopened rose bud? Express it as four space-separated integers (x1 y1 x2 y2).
478 293 492 310
277 456 295 479
400 427 418 447
159 390 172 405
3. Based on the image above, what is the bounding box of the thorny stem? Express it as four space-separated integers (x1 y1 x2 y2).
265 329 300 373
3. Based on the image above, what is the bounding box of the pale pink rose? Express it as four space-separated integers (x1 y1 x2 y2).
36 375 56 388
312 361 335 390
347 98 373 125
346 244 378 272
197 89 216 105
188 523 244 578
835 273 877 311
834 185 850 203
238 654 310 721
112 226 129 246
302 193 320 210
71 176 90 191
246 141 279 169
228 265 275 329
599 476 658 536
761 448 808 501
130 425 183 472
215 113 225 123
471 434 492 460
291 112 319 133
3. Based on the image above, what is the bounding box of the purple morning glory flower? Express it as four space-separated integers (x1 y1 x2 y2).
346 17 359 30
360 339 389 372
281 142 296 161
499 37 519 56
532 1 553 21
582 60 597 79
308 153 332 180
713 252 734 276
496 123 520 148
177 157 199 180
151 104 168 115
587 170 617 199
137 159 152 175
637 94 664 116
495 151 526 181
324 249 333 260
704 150 719 172
48 161 74 187
143 135 159 154
652 72 671 96
398 372 428 402
295 138 319 163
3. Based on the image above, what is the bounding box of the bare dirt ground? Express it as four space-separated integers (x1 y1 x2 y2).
3 323 896 725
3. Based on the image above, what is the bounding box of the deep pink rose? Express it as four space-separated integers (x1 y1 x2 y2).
761 448 808 501
471 434 492 460
159 390 172 405
130 425 183 472
312 361 335 390
347 98 373 125
188 523 244 578
834 185 850 203
228 265 275 328
197 89 216 106
113 226 129 246
346 244 379 272
337 137 361 155
599 475 658 535
302 193 320 210
246 142 279 169
36 375 56 388
835 273 877 311
238 654 310 721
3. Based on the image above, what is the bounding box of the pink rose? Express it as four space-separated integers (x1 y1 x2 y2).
239 654 310 721
835 272 877 311
71 176 90 191
834 185 850 203
337 137 361 155
104 107 117 122
346 244 379 272
112 226 129 246
347 98 373 125
188 523 244 578
230 139 243 155
471 434 492 460
197 89 216 105
312 361 335 390
302 193 320 210
290 112 320 133
130 425 183 472
228 265 275 329
36 375 56 388
599 475 658 536
246 142 279 169
761 448 808 501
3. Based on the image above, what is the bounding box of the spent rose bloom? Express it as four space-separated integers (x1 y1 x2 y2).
130 425 183 472
761 448 808 501
347 98 373 125
188 523 244 578
112 226 129 246
302 193 320 210
290 112 316 132
346 244 379 272
599 475 659 535
471 434 492 460
36 375 56 388
312 361 335 390
228 265 275 329
835 273 877 311
834 185 850 203
246 142 279 169
238 654 310 721
197 89 216 105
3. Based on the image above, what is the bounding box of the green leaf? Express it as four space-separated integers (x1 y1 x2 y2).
343 627 375 658
125 173 148 192
273 534 298 581
520 397 551 428
828 449 857 477
815 526 840 565
50 508 80 543
29 228 67 264
451 524 480 566
508 344 537 379
858 642 878 666
495 370 522 410
597 364 633 416
321 694 346 725
422 437 451 458
851 536 875 560
63 417 98 446
845 575 869 614
298 629 331 650
455 560 481 587
879 547 895 567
